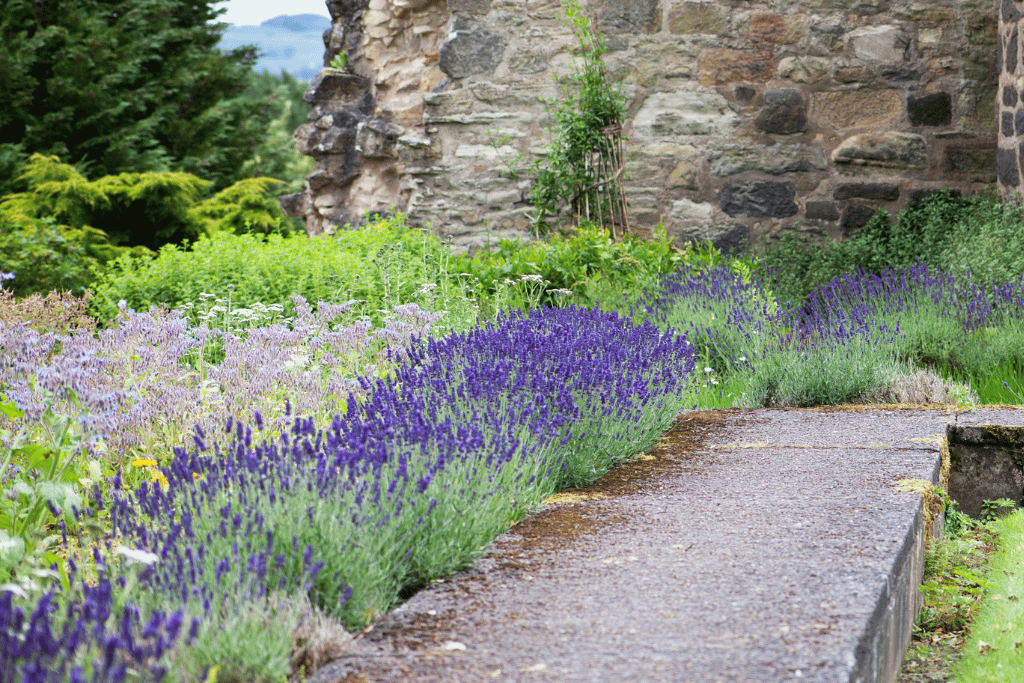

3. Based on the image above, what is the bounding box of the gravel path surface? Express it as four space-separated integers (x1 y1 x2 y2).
308 407 1024 683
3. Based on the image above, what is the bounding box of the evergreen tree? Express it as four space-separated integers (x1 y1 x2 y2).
0 0 271 191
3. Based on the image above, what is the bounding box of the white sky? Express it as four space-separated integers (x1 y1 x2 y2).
215 0 330 25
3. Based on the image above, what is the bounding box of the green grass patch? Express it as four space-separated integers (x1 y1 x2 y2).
953 510 1024 681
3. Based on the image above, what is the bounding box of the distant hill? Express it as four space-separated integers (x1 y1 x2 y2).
219 14 331 80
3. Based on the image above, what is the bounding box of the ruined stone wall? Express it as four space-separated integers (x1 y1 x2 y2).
282 0 998 252
998 0 1024 197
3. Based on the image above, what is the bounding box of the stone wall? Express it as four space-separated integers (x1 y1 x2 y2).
998 0 1024 197
282 0 999 252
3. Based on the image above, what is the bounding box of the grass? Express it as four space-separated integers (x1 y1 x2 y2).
952 509 1024 682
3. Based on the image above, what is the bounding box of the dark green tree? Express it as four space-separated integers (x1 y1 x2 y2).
0 0 271 191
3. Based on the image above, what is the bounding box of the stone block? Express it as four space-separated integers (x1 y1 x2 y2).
720 182 798 218
891 4 957 23
947 423 1024 519
633 90 740 137
1002 84 1018 107
1006 32 1019 74
698 49 774 86
708 144 827 176
277 192 306 217
966 13 998 45
1002 111 1014 138
777 56 830 83
667 158 700 190
907 92 952 127
804 200 839 221
1016 109 1024 135
670 198 714 221
667 1 726 34
845 25 908 63
749 12 785 44
840 204 878 236
711 224 751 255
1002 0 1024 23
1001 146 1022 187
943 145 997 183
303 71 370 105
448 0 491 13
812 91 901 130
832 132 927 169
591 0 662 34
754 89 807 135
439 16 508 78
356 119 400 159
833 184 900 201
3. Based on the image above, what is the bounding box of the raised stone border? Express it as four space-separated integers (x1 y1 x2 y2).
303 407 1024 683
947 422 1024 518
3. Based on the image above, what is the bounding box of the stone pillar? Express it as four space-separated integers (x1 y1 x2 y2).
999 0 1024 198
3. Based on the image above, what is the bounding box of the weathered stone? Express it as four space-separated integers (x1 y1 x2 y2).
1002 0 1024 24
670 199 714 221
749 13 785 44
711 224 750 254
841 204 878 236
943 145 997 183
947 423 1024 519
880 67 921 82
277 192 306 217
1003 84 1019 107
805 200 839 221
667 157 700 190
965 13 998 45
448 0 491 13
846 25 908 63
439 16 508 78
907 92 952 126
891 4 957 24
834 184 901 201
754 89 807 135
508 48 550 74
667 1 726 34
1003 111 1015 138
1013 145 1024 187
1007 31 1019 74
304 71 370 105
591 0 662 34
832 132 927 169
720 182 798 218
708 144 827 176
777 56 830 83
834 66 874 83
813 91 901 130
734 86 756 103
633 90 740 137
697 49 774 86
355 119 400 158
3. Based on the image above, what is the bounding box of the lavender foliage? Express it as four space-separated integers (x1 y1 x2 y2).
105 305 696 631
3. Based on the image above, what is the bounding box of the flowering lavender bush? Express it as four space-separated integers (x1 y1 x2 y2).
0 551 197 683
101 306 696 636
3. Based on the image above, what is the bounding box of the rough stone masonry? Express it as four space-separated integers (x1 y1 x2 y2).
280 0 1001 253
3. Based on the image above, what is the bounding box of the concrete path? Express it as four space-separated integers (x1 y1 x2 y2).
308 407 1024 683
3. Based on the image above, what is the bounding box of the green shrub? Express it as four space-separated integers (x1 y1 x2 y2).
453 223 684 314
88 215 453 323
758 190 984 307
0 217 114 297
1 154 293 259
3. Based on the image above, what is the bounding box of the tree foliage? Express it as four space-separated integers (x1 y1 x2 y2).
0 154 293 297
0 0 271 191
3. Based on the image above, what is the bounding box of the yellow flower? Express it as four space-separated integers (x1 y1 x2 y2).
132 458 158 468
